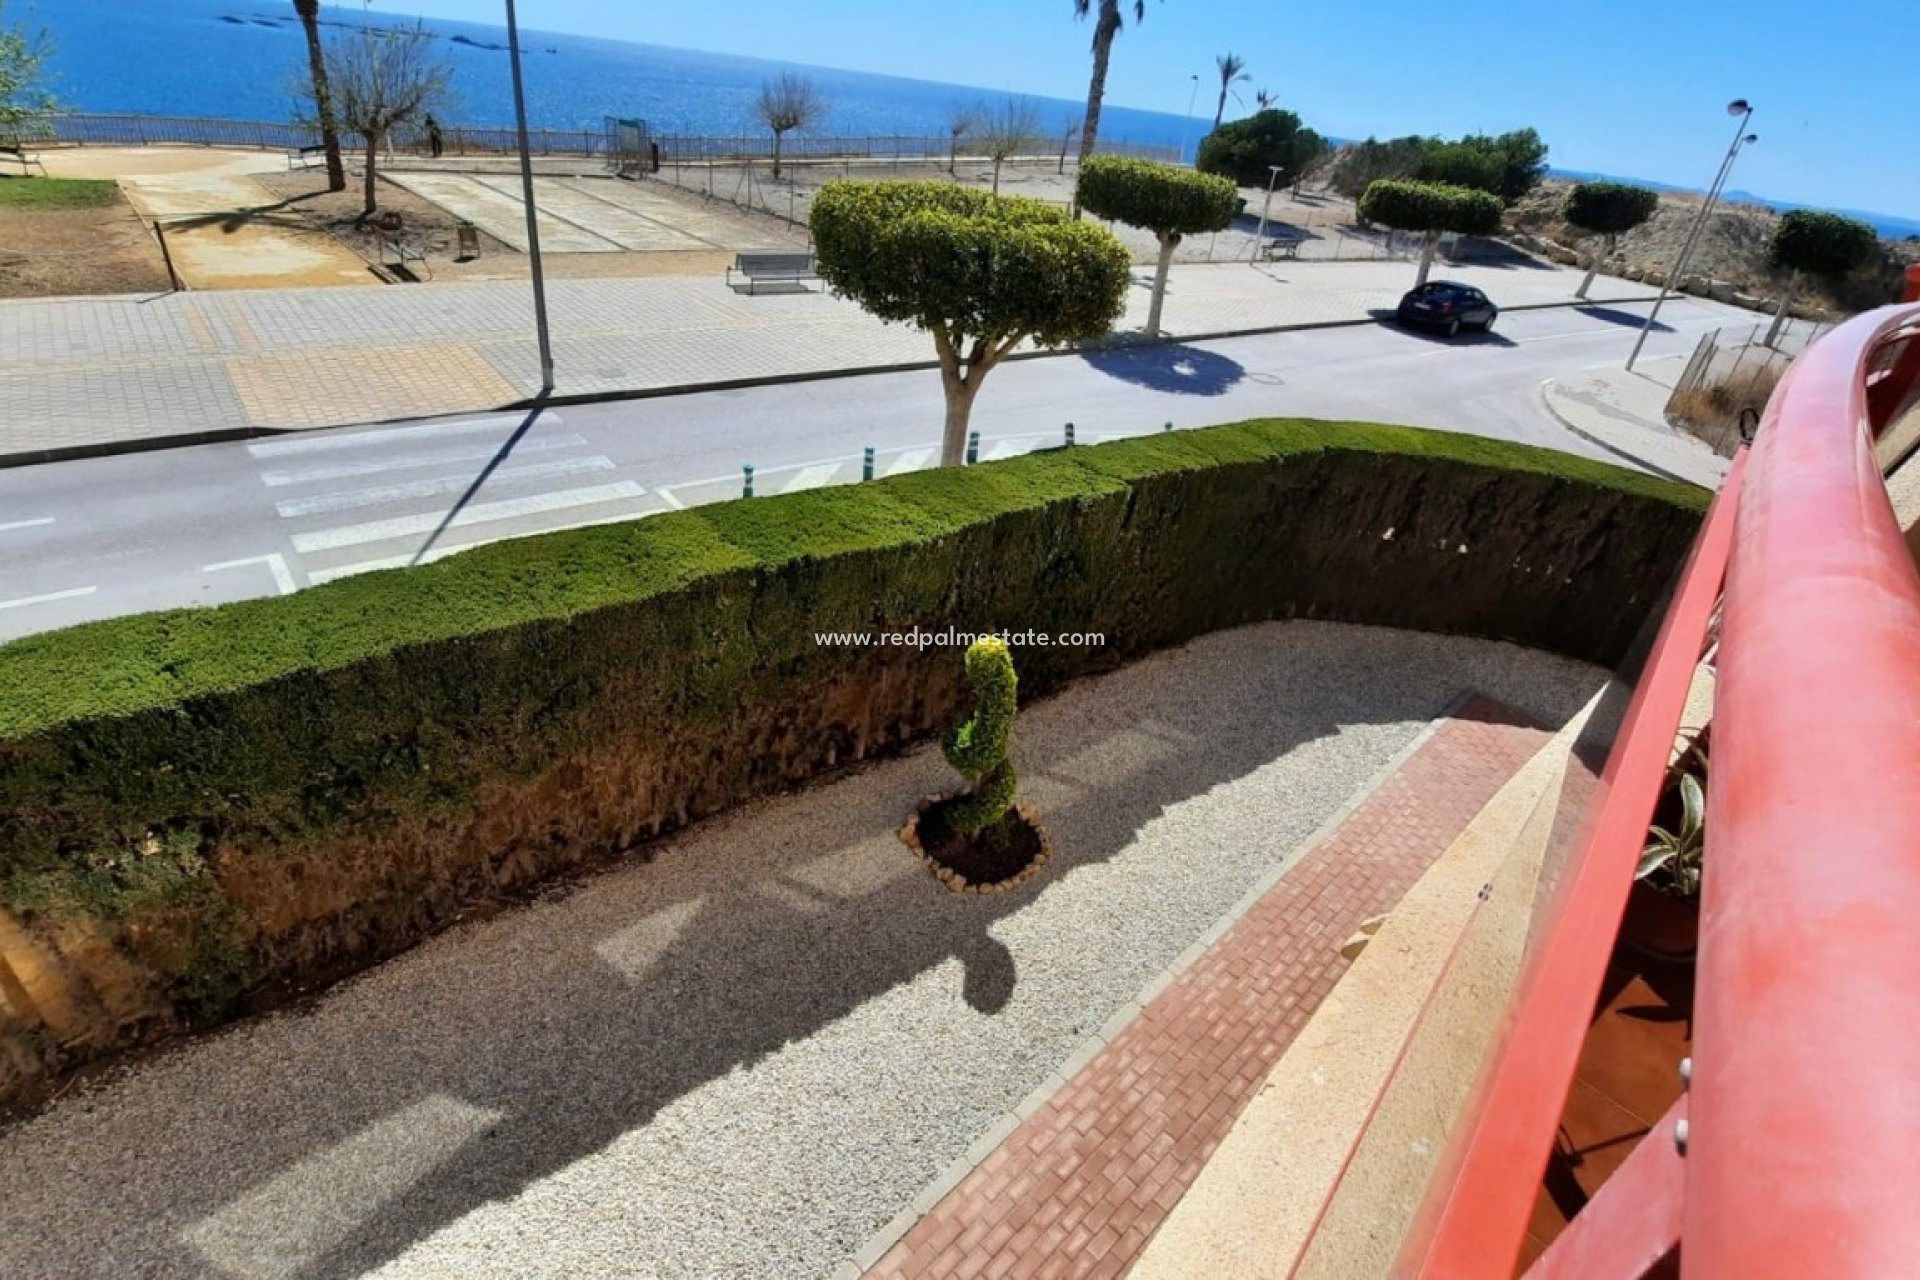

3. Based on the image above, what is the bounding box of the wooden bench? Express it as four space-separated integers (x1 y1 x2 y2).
375 232 432 281
0 145 46 176
1259 237 1305 262
286 144 327 171
726 250 817 294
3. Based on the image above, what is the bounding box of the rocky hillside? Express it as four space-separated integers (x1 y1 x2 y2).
1505 179 1920 319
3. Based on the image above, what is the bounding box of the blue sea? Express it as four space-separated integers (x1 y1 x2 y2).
36 0 1203 156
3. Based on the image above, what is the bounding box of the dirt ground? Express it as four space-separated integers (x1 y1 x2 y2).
0 188 172 299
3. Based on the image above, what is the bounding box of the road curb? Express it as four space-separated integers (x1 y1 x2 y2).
1536 375 1720 489
0 294 1662 472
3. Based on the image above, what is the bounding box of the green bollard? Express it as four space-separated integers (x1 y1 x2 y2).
862 446 874 481
966 431 980 465
1065 421 1075 446
743 463 754 498
1164 420 1173 432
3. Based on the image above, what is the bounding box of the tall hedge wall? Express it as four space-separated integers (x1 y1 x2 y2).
0 419 1706 1103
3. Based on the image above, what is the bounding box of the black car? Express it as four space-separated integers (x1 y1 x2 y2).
1395 281 1498 335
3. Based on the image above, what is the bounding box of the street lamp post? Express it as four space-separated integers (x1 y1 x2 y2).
1250 164 1283 262
1175 74 1199 164
504 0 554 394
1628 99 1757 371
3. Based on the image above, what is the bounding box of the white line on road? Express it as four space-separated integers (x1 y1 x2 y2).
0 517 55 533
258 435 588 487
0 586 96 612
782 464 841 494
248 414 550 459
291 481 647 554
204 553 299 596
884 449 933 476
982 439 1023 462
655 487 685 510
273 456 617 519
306 509 662 585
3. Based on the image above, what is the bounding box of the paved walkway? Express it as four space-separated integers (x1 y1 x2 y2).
0 257 1661 464
856 696 1553 1280
1542 354 1732 488
0 623 1603 1280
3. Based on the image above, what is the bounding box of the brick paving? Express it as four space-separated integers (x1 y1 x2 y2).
859 696 1553 1280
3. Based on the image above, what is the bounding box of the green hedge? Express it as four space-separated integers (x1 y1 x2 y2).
0 419 1705 1078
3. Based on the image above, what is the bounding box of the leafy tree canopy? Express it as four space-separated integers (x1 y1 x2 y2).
1195 108 1327 187
1357 179 1503 236
1768 208 1879 279
1563 181 1660 236
1077 155 1238 240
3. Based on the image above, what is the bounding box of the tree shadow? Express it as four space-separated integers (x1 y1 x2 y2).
1573 305 1671 332
0 629 1605 1279
1448 237 1557 271
1079 343 1246 396
1366 310 1518 348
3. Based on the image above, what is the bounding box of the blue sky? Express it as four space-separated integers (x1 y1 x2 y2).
358 2 1911 215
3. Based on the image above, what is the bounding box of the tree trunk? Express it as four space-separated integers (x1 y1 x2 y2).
940 377 980 467
1576 232 1613 301
1146 234 1178 334
363 133 380 216
294 0 346 193
992 157 1004 195
771 130 783 181
949 137 958 176
1413 231 1438 288
1078 3 1121 165
1213 88 1227 131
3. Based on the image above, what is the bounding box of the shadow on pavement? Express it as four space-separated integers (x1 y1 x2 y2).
1573 305 1670 332
1366 309 1519 348
1080 343 1246 396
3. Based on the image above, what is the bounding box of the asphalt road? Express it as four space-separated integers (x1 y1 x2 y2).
0 297 1738 643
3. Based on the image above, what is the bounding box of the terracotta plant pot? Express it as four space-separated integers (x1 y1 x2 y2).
1621 880 1699 962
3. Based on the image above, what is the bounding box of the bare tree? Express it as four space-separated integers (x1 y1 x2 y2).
755 72 826 180
946 105 973 176
1212 52 1249 129
974 96 1043 195
291 1 345 191
312 21 453 216
1057 119 1081 174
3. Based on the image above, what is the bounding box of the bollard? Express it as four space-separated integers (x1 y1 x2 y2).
743 464 754 498
966 431 980 465
862 446 874 481
1164 420 1173 432
1065 421 1075 446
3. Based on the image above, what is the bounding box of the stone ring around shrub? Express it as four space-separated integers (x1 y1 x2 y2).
900 794 1052 895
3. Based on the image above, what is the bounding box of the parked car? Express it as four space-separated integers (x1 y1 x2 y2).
1395 281 1498 335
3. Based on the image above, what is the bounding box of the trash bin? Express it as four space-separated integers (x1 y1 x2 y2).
456 221 481 260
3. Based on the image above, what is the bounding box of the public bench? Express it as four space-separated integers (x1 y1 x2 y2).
285 144 327 171
1259 236 1305 262
726 250 817 294
1 145 46 176
375 232 432 281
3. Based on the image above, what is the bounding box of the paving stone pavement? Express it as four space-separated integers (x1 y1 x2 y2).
0 260 1657 462
856 697 1553 1280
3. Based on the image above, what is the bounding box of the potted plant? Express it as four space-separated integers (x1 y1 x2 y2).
1625 739 1707 960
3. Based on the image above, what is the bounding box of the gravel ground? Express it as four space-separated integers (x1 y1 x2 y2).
0 621 1605 1280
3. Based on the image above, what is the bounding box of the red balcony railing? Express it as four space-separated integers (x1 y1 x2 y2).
1393 301 1920 1279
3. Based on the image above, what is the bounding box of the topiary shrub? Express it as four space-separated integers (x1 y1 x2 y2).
1076 155 1238 333
1358 179 1504 287
939 635 1019 836
1563 181 1660 299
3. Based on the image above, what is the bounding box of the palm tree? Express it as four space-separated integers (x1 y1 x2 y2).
1212 52 1249 129
1072 0 1155 165
292 0 346 192
1254 87 1275 111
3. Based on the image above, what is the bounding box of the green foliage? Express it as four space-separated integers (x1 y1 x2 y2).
1358 179 1503 236
1563 181 1660 237
940 636 1020 835
0 177 118 210
1444 128 1548 204
1195 108 1326 187
1638 742 1708 900
1768 208 1879 280
809 180 1131 351
0 0 57 136
1077 155 1238 241
1415 141 1505 198
1329 129 1547 204
1325 136 1431 199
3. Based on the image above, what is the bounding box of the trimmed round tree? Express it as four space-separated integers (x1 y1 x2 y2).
810 181 1130 467
1564 181 1659 300
1194 108 1326 188
1357 179 1504 288
1766 208 1878 343
1077 156 1238 334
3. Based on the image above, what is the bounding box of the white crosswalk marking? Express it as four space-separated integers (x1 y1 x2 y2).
291 482 646 554
259 435 587 487
883 449 933 477
0 586 95 612
204 554 298 596
781 464 840 494
248 414 539 459
0 517 54 533
274 457 616 519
